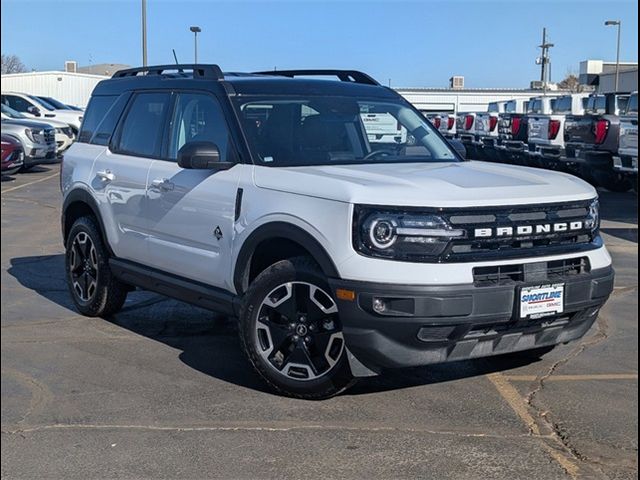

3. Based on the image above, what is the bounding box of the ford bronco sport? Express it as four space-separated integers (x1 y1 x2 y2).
61 65 614 399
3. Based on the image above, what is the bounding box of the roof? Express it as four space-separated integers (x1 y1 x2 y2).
93 68 399 99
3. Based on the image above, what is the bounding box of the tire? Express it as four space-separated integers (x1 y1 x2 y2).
594 170 632 192
239 256 356 399
65 216 128 317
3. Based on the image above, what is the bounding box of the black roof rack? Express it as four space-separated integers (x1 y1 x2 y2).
112 64 224 80
252 69 380 86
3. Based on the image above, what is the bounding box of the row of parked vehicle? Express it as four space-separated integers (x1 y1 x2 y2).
431 91 638 193
0 92 84 175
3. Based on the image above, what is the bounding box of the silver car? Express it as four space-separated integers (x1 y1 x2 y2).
1 118 56 170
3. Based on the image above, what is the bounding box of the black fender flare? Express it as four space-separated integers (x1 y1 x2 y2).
61 188 111 253
233 222 340 293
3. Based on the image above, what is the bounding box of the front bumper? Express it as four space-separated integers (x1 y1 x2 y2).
330 265 614 374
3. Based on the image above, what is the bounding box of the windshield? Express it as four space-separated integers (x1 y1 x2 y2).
626 93 638 114
1 104 26 119
234 96 459 167
37 96 69 110
29 95 55 111
505 101 519 113
553 96 573 114
585 96 606 114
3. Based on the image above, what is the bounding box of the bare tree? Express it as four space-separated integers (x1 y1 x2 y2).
558 72 580 92
1 54 27 74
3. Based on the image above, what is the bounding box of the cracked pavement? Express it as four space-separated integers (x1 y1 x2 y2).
1 165 637 479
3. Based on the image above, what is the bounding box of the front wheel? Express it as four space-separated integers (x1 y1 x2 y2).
239 257 355 399
65 216 128 317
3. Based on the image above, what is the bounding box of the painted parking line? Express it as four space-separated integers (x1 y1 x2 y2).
486 372 580 479
505 373 638 382
1 172 59 194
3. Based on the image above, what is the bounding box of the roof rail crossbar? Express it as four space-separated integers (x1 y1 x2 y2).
252 69 380 86
113 64 224 80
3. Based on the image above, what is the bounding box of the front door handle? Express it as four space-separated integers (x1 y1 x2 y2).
150 178 175 192
96 169 115 182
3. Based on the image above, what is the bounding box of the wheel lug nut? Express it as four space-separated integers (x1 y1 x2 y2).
292 335 299 342
304 336 311 343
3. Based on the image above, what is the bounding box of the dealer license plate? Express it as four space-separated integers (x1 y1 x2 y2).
519 283 565 319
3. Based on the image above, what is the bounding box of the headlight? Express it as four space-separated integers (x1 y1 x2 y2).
354 206 466 261
585 198 599 232
25 128 45 143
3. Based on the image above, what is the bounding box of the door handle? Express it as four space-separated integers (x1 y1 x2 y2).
96 169 115 182
150 178 175 192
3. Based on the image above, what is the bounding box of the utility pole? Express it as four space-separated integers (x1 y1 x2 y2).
538 28 554 87
190 26 201 64
141 0 148 66
605 20 622 91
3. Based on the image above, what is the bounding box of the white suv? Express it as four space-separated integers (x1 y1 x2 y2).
60 65 614 399
1 92 83 134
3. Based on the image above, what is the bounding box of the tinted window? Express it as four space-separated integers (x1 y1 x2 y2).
2 95 34 113
553 96 573 114
78 95 117 143
626 93 638 114
235 96 457 167
116 92 170 157
488 103 500 112
505 101 518 113
167 92 234 161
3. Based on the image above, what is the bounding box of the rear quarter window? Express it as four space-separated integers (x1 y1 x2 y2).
78 95 118 143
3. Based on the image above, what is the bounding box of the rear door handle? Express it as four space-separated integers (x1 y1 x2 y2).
96 169 115 182
150 178 175 192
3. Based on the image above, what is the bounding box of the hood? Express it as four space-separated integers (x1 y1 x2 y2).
41 109 82 124
1 118 55 130
253 161 597 207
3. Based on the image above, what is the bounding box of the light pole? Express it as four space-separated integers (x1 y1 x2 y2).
141 0 147 66
190 26 201 64
605 20 621 91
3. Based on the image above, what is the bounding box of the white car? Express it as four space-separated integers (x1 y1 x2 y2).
61 65 614 399
1 92 83 134
438 113 457 138
1 104 74 154
527 94 589 167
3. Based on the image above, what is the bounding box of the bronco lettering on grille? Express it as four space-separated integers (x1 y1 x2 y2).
474 221 584 238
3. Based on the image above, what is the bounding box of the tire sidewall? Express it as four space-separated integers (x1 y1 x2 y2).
239 258 353 399
65 217 112 315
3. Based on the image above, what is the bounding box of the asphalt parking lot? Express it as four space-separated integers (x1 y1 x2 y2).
1 164 637 479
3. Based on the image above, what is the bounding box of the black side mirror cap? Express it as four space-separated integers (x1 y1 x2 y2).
27 105 41 116
177 141 234 170
448 138 467 159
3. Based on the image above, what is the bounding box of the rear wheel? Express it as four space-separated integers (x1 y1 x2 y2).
65 216 128 317
239 257 355 399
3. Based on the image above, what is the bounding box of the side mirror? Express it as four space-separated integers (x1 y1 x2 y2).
27 105 41 117
177 141 233 170
448 138 467 159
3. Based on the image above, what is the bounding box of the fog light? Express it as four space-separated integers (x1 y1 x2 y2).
372 298 386 313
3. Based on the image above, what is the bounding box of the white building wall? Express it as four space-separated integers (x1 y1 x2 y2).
1 71 109 108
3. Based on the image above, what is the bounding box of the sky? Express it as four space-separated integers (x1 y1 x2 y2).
1 0 638 88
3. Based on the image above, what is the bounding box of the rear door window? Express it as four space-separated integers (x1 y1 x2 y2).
115 92 171 158
78 95 117 143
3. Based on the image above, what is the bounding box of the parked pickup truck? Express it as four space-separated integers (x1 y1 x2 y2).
564 92 631 192
613 91 638 192
494 98 531 163
438 113 457 138
527 93 590 169
473 102 506 159
457 112 477 157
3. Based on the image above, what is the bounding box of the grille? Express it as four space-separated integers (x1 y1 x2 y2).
441 200 598 262
473 257 590 286
44 129 55 145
